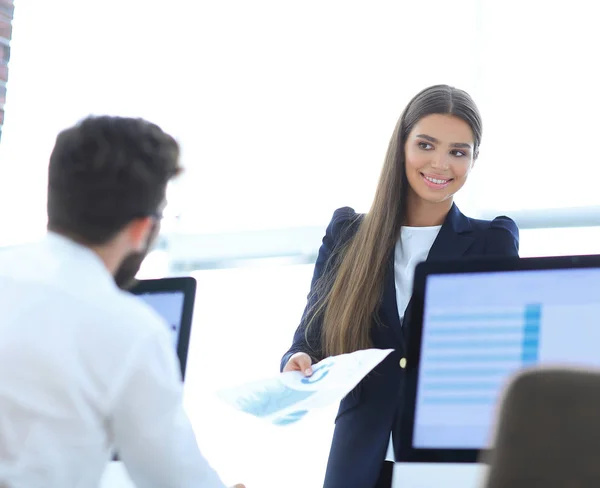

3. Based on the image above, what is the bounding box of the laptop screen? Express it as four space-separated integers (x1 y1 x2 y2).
128 277 196 381
413 267 600 450
135 291 185 348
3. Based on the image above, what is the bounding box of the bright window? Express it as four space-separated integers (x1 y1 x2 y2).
472 0 600 212
1 0 483 245
5 0 599 239
519 227 600 258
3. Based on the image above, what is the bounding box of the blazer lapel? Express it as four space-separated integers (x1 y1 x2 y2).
427 203 475 261
380 256 402 345
385 203 476 346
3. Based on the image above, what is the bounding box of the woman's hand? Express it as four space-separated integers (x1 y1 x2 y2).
283 352 313 376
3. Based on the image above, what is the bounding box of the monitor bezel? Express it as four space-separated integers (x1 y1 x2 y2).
129 276 197 381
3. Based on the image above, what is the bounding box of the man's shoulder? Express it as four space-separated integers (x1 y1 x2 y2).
75 288 173 374
102 289 169 339
0 241 170 344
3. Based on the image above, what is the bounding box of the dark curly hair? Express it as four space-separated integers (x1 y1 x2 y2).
47 115 181 245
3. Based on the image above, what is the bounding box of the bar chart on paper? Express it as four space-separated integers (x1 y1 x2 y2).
413 304 542 447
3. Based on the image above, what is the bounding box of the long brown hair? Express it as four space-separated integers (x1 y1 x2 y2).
307 85 483 357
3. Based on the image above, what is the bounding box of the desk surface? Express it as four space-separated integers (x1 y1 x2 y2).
392 463 488 488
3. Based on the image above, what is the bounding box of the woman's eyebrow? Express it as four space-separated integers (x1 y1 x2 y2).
416 134 472 149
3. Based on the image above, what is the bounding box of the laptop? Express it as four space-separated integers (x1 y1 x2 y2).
393 254 600 487
130 276 196 379
110 276 196 463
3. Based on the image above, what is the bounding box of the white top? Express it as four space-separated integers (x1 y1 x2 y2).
0 233 225 488
386 225 441 461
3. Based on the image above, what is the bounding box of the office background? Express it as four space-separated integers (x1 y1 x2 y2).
1 1 599 486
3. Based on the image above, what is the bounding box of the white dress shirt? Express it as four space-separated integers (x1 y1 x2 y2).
0 233 226 488
386 225 441 461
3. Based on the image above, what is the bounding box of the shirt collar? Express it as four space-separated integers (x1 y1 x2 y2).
45 232 118 291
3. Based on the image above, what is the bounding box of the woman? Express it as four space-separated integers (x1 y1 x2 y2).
280 85 519 488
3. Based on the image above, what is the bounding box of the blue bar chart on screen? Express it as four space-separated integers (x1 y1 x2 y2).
418 305 542 408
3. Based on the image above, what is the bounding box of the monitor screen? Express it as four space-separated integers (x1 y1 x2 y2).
413 267 600 450
135 291 185 348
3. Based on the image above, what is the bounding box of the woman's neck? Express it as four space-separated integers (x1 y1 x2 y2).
404 193 453 227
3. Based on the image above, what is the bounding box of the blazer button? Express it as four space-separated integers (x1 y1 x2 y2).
399 357 407 369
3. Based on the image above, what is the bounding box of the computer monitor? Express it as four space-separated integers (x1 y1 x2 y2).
397 254 600 464
129 276 196 380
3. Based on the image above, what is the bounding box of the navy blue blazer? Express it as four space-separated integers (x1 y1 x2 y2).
281 203 519 488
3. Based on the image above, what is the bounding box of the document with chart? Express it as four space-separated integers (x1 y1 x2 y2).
216 348 393 425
